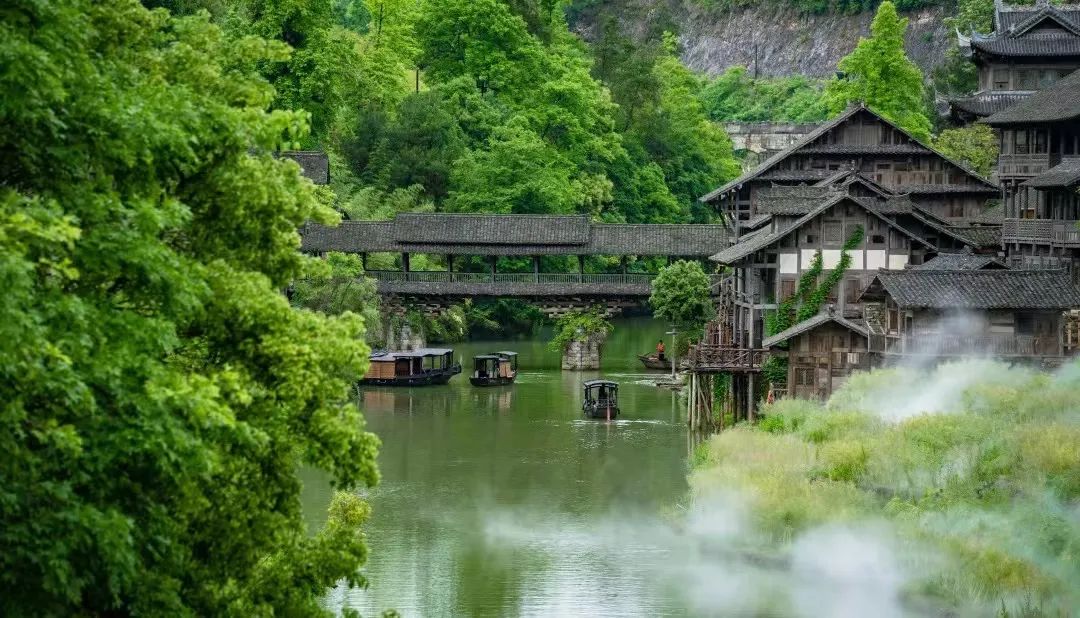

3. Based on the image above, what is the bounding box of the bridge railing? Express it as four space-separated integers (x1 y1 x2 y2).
365 271 662 285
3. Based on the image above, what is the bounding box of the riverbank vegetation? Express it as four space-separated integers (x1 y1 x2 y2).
691 361 1080 615
650 261 717 353
1 1 381 614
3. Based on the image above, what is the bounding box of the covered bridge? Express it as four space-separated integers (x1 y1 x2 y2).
300 213 729 301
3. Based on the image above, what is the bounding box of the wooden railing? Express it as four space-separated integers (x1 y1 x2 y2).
687 345 766 372
881 333 1058 357
998 153 1052 177
1002 219 1080 247
366 271 661 285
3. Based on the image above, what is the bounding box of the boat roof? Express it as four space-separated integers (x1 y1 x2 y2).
370 348 454 360
583 379 619 387
473 354 500 360
493 350 518 356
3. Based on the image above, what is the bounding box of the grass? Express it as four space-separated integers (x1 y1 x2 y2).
689 360 1080 615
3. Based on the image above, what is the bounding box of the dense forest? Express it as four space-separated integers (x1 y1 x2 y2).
141 0 997 344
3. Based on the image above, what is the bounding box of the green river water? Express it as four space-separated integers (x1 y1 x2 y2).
300 317 699 616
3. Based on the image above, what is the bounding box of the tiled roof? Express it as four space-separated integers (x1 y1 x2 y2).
996 4 1080 31
971 36 1080 57
867 269 1080 309
948 226 1002 247
763 312 868 348
949 92 1031 117
392 213 589 245
701 105 998 202
300 216 730 257
986 69 1080 125
710 195 936 264
586 224 729 255
797 144 931 155
896 184 1000 194
970 203 1005 224
1024 158 1080 188
911 253 1007 271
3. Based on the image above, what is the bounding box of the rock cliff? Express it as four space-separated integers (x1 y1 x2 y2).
572 0 953 77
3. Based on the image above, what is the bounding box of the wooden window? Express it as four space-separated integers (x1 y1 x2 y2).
796 368 814 386
824 222 842 243
870 234 886 245
1034 130 1048 154
949 201 964 218
890 232 906 249
1015 130 1029 155
780 278 797 300
846 279 862 304
993 68 1009 90
804 233 818 244
832 334 846 349
895 161 911 172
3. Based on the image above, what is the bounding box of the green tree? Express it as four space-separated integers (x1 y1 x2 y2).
934 123 1000 177
0 2 379 614
825 1 933 143
649 260 715 331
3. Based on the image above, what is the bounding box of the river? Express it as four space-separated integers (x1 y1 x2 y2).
300 317 699 616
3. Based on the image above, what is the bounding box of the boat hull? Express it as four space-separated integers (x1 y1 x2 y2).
638 354 671 371
582 404 620 420
469 375 516 387
360 365 461 387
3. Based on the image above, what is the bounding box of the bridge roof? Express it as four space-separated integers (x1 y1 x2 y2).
301 214 729 257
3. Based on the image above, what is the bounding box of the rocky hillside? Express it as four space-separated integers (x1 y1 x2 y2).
572 0 953 77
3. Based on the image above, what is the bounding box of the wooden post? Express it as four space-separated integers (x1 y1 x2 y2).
577 255 584 283
402 252 410 281
620 255 628 275
489 255 497 282
361 252 368 271
447 254 454 274
748 373 756 422
533 256 540 283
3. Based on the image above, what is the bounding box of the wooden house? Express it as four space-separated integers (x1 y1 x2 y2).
986 69 1080 274
700 105 1000 230
762 309 870 401
950 0 1080 122
859 269 1080 362
692 106 1002 419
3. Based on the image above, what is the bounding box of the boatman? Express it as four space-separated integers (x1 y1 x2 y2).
656 339 665 361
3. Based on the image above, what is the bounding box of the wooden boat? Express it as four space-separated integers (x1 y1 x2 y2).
582 379 620 420
470 351 518 387
360 348 461 386
637 354 672 371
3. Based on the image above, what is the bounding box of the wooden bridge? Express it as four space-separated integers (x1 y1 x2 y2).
302 213 730 306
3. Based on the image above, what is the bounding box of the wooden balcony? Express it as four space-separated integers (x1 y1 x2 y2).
998 153 1052 178
686 344 766 373
875 333 1060 357
1002 219 1080 247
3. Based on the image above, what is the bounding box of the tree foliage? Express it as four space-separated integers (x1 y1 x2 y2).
700 67 830 123
0 1 379 614
824 1 933 143
548 307 613 351
934 123 1000 177
649 260 715 331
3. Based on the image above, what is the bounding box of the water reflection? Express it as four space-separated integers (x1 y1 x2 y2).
301 317 691 616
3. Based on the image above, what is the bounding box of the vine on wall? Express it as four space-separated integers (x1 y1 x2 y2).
761 225 864 391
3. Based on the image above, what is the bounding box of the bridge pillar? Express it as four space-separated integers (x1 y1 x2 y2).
561 328 606 371
489 255 497 282
402 252 411 279
532 256 540 283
